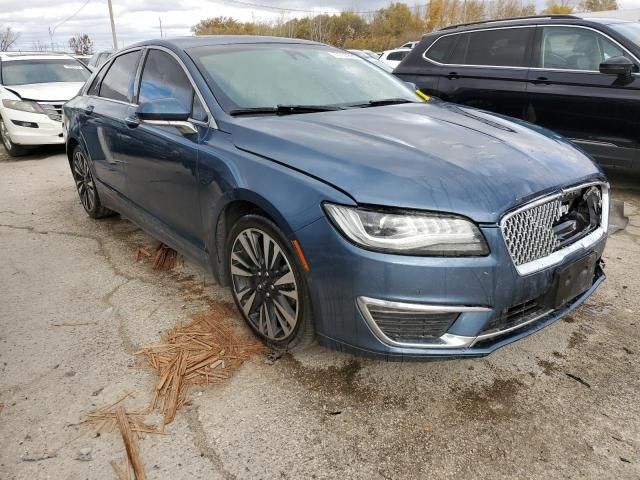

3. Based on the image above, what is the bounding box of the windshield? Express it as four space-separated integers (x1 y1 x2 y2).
1 59 90 86
188 44 417 112
611 22 640 49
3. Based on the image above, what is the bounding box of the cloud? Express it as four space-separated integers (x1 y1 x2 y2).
3 0 640 51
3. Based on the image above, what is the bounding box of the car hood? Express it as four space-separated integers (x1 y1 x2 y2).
230 102 602 223
3 82 85 102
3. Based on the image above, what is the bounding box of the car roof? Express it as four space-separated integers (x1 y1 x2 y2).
434 14 635 34
382 48 411 53
0 52 75 61
129 35 323 50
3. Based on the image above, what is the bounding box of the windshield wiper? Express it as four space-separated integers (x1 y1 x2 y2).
230 104 344 116
349 98 417 108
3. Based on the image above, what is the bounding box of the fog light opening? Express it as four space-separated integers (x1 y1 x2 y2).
11 120 39 128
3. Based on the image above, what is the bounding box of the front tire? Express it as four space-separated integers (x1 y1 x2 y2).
227 215 314 351
0 117 28 157
71 145 114 219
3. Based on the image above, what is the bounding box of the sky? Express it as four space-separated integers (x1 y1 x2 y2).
2 0 640 52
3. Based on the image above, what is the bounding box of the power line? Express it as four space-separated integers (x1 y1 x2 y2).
50 0 93 33
216 0 400 15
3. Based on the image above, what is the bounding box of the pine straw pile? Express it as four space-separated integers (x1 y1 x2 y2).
87 305 268 479
135 243 179 271
137 304 269 424
152 244 178 271
87 392 161 480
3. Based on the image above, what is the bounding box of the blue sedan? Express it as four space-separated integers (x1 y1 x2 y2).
63 36 609 359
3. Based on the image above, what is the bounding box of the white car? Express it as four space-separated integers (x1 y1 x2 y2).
0 52 90 156
378 48 412 69
400 41 419 49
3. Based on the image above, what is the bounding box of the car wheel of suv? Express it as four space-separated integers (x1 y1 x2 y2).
71 145 114 219
0 117 28 157
227 215 314 351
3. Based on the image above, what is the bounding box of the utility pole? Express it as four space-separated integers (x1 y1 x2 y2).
159 17 163 39
107 0 118 49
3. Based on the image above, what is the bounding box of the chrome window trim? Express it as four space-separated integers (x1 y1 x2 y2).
422 25 536 69
570 138 618 148
142 46 217 130
357 296 489 349
534 24 640 72
85 94 137 108
422 23 640 74
500 181 610 276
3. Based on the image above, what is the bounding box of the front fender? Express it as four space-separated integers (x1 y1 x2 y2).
197 137 354 283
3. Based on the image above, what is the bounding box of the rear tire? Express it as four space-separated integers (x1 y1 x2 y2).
71 145 114 219
0 117 28 157
227 214 315 352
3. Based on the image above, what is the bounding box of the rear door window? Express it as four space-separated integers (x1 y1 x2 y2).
449 27 532 67
387 51 409 61
424 35 458 63
99 50 141 103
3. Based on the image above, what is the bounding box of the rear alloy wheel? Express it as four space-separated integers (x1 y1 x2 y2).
0 117 28 157
228 216 313 350
71 145 114 219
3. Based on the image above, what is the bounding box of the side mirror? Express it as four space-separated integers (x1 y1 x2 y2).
599 56 635 81
136 98 197 135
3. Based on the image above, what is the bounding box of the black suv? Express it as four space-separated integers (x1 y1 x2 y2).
395 15 640 171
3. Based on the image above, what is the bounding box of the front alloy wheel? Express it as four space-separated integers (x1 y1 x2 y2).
228 216 313 349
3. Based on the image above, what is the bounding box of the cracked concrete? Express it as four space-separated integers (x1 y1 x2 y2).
1 150 639 479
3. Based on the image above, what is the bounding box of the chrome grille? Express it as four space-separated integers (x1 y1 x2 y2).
503 198 562 266
37 102 64 122
501 183 606 273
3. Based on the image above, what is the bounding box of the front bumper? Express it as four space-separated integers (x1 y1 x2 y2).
1 109 64 146
295 216 607 359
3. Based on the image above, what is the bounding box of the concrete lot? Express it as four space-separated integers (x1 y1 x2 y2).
1 148 639 480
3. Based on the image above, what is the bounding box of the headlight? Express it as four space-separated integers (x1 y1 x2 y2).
324 203 489 256
2 99 45 114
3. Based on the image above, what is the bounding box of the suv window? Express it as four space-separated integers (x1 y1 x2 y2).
449 27 532 67
139 49 194 113
99 51 141 103
387 51 409 61
539 26 629 71
425 35 458 63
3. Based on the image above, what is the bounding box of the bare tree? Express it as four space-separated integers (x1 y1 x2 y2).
68 33 93 55
0 26 19 51
32 40 50 52
579 0 618 11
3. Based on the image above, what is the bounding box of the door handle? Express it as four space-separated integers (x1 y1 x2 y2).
531 76 551 85
124 115 140 129
84 105 94 115
447 72 460 80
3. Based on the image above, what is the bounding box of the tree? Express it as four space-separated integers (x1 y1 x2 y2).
543 0 575 13
579 0 618 11
426 0 486 31
68 34 93 55
192 16 258 35
487 0 536 19
32 40 49 52
0 26 19 51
